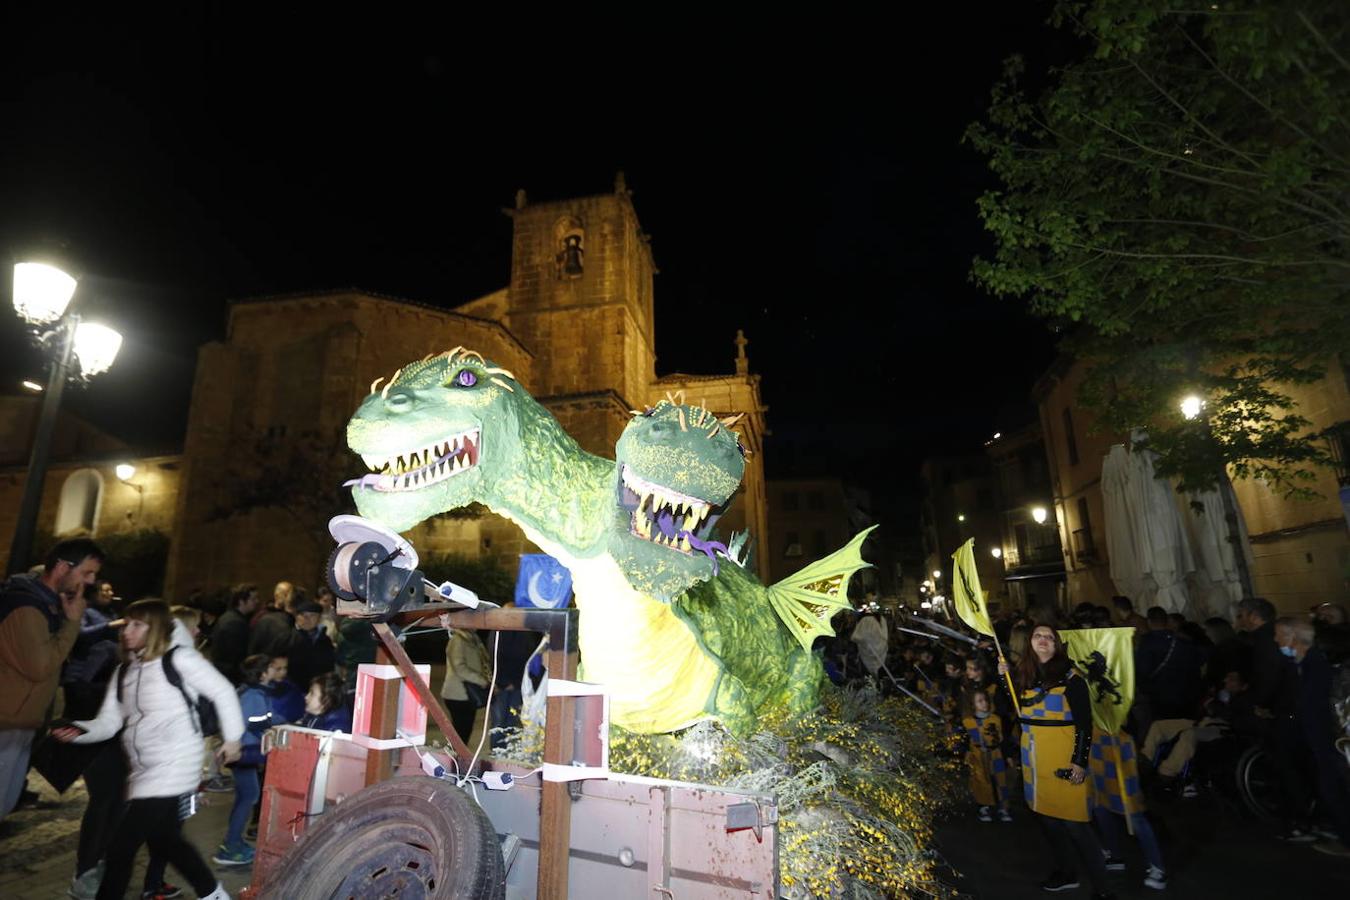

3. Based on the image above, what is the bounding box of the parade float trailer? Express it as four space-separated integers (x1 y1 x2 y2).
242 530 780 900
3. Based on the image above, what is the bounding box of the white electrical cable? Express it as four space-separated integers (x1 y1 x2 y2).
460 629 501 787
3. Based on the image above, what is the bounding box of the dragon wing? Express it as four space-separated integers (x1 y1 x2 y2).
765 526 877 652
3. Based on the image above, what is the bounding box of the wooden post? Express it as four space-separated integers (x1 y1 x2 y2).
537 638 578 900
363 644 401 786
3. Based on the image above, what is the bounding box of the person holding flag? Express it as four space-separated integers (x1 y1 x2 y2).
1062 628 1167 892
955 541 1110 895
1000 625 1112 897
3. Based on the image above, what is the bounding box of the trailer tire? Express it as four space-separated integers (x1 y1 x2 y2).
258 775 505 900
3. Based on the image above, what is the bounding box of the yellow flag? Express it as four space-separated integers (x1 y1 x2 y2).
950 538 993 637
1060 627 1135 735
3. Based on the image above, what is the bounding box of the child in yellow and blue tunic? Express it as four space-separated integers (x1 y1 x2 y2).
1090 727 1167 890
962 687 1011 823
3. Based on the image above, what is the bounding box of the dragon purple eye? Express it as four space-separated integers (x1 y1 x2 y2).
454 369 477 387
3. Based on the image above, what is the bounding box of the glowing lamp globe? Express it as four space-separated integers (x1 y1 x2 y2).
991 547 1002 559
1180 395 1203 420
115 464 136 482
73 323 122 376
12 263 77 325
1031 506 1048 525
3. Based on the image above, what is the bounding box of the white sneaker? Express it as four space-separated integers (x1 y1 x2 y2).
1144 865 1167 890
200 885 231 900
68 863 102 900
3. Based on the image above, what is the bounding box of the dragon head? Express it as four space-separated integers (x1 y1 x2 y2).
345 347 524 532
609 398 747 600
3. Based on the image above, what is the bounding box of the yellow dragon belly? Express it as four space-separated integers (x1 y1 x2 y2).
568 554 719 733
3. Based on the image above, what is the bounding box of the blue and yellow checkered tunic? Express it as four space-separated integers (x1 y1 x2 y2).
962 713 1009 807
1089 728 1147 816
1020 680 1091 822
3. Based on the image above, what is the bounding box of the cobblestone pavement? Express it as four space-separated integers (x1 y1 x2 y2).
0 772 253 900
937 787 1350 898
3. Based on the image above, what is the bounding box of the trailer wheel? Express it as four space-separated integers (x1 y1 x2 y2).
259 776 505 900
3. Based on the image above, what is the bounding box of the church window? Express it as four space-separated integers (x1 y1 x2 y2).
55 468 104 535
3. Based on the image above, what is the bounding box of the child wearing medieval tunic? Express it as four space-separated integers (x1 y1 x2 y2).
962 687 1011 822
1002 625 1110 896
1091 727 1167 889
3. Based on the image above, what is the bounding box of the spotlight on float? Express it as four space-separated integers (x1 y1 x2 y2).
327 515 482 620
1031 506 1048 525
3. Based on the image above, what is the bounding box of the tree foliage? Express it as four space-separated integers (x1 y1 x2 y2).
967 0 1349 495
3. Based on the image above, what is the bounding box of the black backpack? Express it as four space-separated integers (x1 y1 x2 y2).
118 646 221 738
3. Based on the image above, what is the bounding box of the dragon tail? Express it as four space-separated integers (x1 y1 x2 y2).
766 525 877 652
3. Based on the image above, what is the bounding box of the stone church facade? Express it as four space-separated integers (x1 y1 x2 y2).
161 181 769 597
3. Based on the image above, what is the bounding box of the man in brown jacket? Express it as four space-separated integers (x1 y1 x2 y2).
0 538 103 818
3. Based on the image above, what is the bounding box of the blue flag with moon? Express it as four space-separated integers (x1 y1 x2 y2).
515 553 573 609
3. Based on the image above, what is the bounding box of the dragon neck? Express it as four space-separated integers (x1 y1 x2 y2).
478 402 613 558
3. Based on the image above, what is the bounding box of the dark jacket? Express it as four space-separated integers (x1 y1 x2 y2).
211 607 251 683
298 706 352 733
1135 629 1202 719
0 574 81 729
248 609 294 658
283 627 336 690
1245 621 1295 715
1294 647 1336 749
63 605 119 686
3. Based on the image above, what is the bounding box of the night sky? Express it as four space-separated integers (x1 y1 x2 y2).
1 8 1074 516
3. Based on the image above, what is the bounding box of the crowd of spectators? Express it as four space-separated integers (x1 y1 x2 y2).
0 547 369 899
822 591 1350 895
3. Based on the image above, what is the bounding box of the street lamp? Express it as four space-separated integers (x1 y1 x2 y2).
1031 506 1048 525
115 463 137 482
1180 395 1204 420
991 547 1002 559
932 570 942 580
7 262 123 574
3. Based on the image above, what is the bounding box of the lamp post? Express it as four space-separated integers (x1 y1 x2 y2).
7 263 123 574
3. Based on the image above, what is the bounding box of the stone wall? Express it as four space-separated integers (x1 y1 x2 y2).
163 291 535 597
0 455 181 574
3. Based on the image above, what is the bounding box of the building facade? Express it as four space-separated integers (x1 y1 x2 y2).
1034 357 1350 616
985 423 1065 611
918 455 1005 608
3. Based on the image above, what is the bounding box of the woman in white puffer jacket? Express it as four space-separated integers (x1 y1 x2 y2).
55 599 244 900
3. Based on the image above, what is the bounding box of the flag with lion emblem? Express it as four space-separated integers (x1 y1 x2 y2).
1062 627 1144 817
1060 628 1135 733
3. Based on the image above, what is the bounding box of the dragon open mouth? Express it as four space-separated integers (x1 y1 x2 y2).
348 428 481 493
618 464 724 554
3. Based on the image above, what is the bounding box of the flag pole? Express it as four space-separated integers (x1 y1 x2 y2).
989 630 1021 717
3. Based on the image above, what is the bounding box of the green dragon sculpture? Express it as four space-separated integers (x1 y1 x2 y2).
345 347 872 735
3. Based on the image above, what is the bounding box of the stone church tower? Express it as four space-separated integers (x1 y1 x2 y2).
458 176 658 454
164 178 768 596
